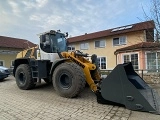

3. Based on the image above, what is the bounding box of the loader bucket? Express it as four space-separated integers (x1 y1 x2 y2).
98 62 160 114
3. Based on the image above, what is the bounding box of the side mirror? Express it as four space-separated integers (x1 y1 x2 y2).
65 32 68 37
66 40 69 46
40 35 46 43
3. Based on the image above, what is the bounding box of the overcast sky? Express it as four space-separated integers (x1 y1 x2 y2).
0 0 151 44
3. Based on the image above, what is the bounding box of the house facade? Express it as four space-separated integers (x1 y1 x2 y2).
0 36 36 68
67 20 160 71
115 42 160 72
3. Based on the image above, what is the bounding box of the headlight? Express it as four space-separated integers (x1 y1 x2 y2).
4 70 10 74
0 69 7 73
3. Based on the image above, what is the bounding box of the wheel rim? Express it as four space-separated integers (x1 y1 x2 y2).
59 74 71 89
18 72 26 85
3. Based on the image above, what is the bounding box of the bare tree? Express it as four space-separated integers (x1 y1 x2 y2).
143 0 160 42
151 0 160 41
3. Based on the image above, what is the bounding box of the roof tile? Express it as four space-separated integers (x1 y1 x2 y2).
0 36 36 49
67 20 155 43
114 42 160 54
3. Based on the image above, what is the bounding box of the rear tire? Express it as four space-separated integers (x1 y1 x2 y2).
15 64 35 90
52 62 86 98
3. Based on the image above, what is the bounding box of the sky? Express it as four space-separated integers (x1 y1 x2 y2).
0 0 151 44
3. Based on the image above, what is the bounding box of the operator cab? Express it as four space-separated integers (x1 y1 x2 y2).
40 30 68 53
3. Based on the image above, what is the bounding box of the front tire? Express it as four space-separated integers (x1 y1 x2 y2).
15 64 35 90
52 62 86 98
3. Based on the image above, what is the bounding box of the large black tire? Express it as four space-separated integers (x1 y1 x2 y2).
52 62 86 98
15 64 35 90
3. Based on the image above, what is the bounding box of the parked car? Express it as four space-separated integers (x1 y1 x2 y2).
0 66 10 80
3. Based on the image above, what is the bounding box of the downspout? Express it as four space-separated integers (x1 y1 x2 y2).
115 51 118 65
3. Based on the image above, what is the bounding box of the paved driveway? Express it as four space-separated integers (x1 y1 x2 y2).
0 76 160 120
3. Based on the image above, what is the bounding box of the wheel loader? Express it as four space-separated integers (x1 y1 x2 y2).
13 30 160 114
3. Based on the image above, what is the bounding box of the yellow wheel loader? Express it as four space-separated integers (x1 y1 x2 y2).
13 30 160 114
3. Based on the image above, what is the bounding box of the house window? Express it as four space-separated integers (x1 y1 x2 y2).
0 60 4 66
123 53 139 70
146 52 160 72
95 40 106 48
80 43 89 50
97 57 106 69
113 36 126 46
11 60 14 67
68 45 75 51
123 55 130 63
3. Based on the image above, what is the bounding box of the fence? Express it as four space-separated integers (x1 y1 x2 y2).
100 69 160 84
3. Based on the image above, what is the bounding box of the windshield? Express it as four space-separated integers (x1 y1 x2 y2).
40 33 67 53
50 34 67 53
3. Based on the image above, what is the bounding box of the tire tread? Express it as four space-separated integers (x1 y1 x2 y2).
53 62 86 98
